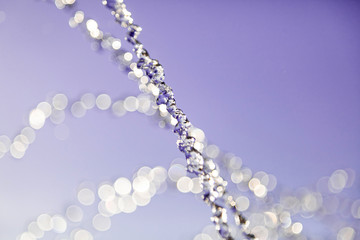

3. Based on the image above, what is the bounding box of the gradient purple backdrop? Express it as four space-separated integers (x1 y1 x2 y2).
0 0 359 239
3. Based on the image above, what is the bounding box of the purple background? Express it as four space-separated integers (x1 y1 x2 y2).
0 0 359 239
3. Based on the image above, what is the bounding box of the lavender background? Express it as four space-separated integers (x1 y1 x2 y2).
0 0 359 239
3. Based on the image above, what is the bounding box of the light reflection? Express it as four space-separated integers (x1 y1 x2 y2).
124 96 139 112
29 108 46 129
37 214 53 231
98 184 116 201
37 102 52 118
112 100 127 117
133 176 150 192
71 101 87 118
21 127 36 144
81 93 96 109
50 109 66 125
73 229 93 240
235 196 250 211
337 227 355 240
27 222 44 239
329 169 348 193
177 176 193 193
52 94 68 110
118 195 137 213
291 222 303 234
52 215 67 233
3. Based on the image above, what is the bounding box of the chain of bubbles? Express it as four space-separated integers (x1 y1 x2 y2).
4 91 359 240
1 0 358 239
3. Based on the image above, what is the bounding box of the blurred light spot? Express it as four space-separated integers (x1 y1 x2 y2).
18 232 36 240
112 100 127 117
248 178 260 191
133 176 150 193
118 195 137 213
114 177 132 195
86 19 98 31
168 164 187 182
37 214 53 231
264 211 278 228
124 96 139 112
251 225 268 240
10 141 26 159
292 222 303 234
71 101 87 118
96 94 111 110
123 52 133 61
92 214 111 231
236 196 250 211
189 127 205 143
52 94 68 110
98 184 116 201
50 109 65 125
351 199 360 219
52 215 67 233
98 200 113 217
74 11 84 23
279 211 292 228
105 197 121 214
345 168 356 188
81 93 96 109
328 169 348 193
74 229 93 240
137 95 151 113
254 184 267 198
231 171 243 184
54 124 69 141
68 17 77 28
0 135 11 154
0 11 6 24
301 192 322 212
29 109 46 129
193 233 212 240
27 222 44 239
132 191 151 206
191 178 202 194
205 145 220 158
77 188 95 206
21 127 36 144
337 227 355 240
150 166 168 182
37 102 52 118
266 174 277 191
66 205 83 222
177 176 193 193
112 40 121 50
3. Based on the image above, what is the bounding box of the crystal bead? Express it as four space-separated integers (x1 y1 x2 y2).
103 0 123 10
128 24 142 38
174 119 191 135
177 136 195 153
186 150 204 173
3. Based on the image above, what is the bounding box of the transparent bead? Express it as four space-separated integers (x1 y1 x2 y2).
186 150 204 173
102 0 123 10
177 136 195 153
128 24 142 38
174 119 191 135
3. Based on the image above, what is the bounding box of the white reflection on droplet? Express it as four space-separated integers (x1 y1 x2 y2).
337 227 355 240
98 184 116 201
168 164 186 182
77 188 95 206
177 176 193 193
29 109 46 130
96 94 112 110
74 229 93 240
81 93 96 109
52 94 68 110
124 96 139 112
71 101 87 118
112 100 127 117
37 214 53 231
52 215 67 233
66 205 83 222
92 214 111 232
236 196 250 211
37 102 52 118
27 222 44 239
114 177 132 195
118 195 137 213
